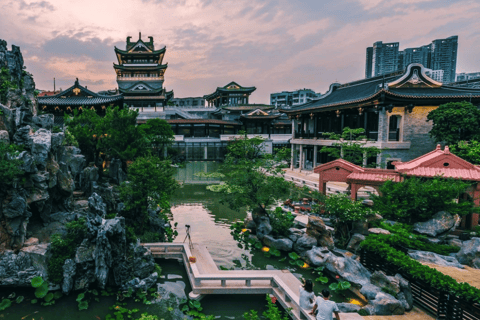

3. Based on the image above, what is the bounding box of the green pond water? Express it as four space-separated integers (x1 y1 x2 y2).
1 161 353 320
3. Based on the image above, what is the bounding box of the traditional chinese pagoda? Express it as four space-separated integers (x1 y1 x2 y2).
203 81 256 107
38 78 124 125
114 33 173 110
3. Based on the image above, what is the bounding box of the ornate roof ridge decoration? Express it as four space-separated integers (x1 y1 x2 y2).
246 108 270 116
113 63 168 70
387 63 442 88
114 46 166 55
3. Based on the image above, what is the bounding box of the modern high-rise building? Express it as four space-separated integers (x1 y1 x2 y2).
456 72 480 82
430 36 458 83
365 36 458 83
270 89 319 108
365 41 399 78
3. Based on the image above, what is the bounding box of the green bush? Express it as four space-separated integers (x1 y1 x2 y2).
268 207 295 237
372 222 460 255
0 142 24 189
47 218 87 284
360 237 480 303
370 177 473 224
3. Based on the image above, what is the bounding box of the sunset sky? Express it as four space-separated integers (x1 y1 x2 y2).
1 0 480 103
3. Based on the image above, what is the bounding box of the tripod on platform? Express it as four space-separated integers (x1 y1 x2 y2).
183 224 193 249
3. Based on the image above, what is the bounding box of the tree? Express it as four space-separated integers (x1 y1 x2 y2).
427 101 480 145
450 140 480 164
138 118 174 157
207 132 295 217
118 155 177 231
0 142 23 189
320 127 381 167
370 177 473 224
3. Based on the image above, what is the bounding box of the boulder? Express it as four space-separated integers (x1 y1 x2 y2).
13 125 32 149
31 128 51 167
346 233 365 253
360 283 382 300
448 238 463 248
58 146 86 182
88 193 107 216
368 228 391 235
92 182 117 213
368 292 405 315
293 234 317 254
27 188 49 204
456 238 480 268
79 166 99 196
32 114 54 130
409 251 464 269
16 151 36 173
62 259 76 294
288 228 304 243
156 281 187 304
57 162 75 194
306 216 334 249
75 239 96 264
395 274 413 311
50 132 64 151
255 215 272 240
122 272 158 292
337 303 361 313
304 246 371 286
371 271 400 294
0 247 46 286
262 235 293 252
0 130 9 143
3 194 27 219
23 237 39 247
413 211 460 237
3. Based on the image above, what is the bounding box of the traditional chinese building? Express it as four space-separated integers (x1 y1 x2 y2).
281 64 480 170
204 82 256 107
114 33 173 110
314 145 480 228
37 78 123 125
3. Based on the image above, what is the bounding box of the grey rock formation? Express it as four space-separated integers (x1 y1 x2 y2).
0 130 9 143
62 259 76 294
367 292 405 315
122 272 158 291
305 246 371 286
58 146 86 182
360 283 382 300
409 251 464 268
456 238 480 268
79 166 99 196
306 216 334 249
262 235 293 252
255 215 272 240
13 125 32 149
293 234 318 254
287 228 304 243
31 128 51 167
395 274 413 311
346 233 365 253
32 114 54 130
0 244 48 286
50 132 64 151
337 303 361 313
413 211 460 237
88 193 107 216
16 151 36 173
368 228 391 235
370 271 400 294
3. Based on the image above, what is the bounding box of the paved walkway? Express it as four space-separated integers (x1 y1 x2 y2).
364 306 434 320
421 262 480 290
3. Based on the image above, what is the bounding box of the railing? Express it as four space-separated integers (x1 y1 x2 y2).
360 249 480 320
144 243 314 320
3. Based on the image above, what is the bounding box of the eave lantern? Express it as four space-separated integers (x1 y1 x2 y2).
335 110 341 118
358 107 364 115
310 113 314 119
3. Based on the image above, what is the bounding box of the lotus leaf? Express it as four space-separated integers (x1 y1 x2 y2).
44 292 54 302
0 299 12 311
35 282 49 299
15 296 24 304
31 276 44 288
78 300 88 310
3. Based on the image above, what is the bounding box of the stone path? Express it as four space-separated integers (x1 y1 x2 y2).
363 306 434 320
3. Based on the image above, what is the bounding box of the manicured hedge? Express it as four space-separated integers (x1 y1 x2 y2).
360 237 480 304
369 233 460 256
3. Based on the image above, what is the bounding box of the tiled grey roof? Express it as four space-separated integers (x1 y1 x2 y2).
38 95 123 106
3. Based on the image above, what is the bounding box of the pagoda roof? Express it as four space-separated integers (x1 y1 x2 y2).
281 64 480 115
221 104 274 111
113 63 168 71
118 81 165 94
114 45 166 56
38 79 123 107
240 108 281 120
204 81 256 99
165 119 242 125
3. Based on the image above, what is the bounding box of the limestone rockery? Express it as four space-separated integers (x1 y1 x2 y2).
0 39 158 294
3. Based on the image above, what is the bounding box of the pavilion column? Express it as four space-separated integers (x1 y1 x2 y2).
299 144 304 171
363 151 367 167
350 183 360 201
204 146 208 160
319 173 326 195
313 145 318 169
472 185 480 228
377 107 388 142
290 146 295 170
292 119 295 139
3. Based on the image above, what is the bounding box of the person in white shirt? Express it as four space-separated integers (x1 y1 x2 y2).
299 279 315 311
311 289 340 320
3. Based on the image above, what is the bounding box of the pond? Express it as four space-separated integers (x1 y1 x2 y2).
0 161 354 320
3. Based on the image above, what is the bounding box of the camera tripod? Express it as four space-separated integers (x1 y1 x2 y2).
183 224 194 249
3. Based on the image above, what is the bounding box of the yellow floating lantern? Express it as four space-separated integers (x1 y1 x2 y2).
262 246 270 252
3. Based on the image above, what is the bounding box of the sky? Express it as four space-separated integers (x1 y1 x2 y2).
1 0 480 103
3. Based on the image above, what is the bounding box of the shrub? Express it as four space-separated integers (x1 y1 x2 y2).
268 207 295 237
0 142 24 189
47 218 87 284
370 177 473 224
360 237 480 303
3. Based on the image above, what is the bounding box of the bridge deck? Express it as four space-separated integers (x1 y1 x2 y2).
143 242 362 320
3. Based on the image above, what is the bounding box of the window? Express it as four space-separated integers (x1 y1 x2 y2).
388 115 402 141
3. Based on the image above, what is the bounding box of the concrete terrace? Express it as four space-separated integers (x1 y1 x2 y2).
143 242 363 320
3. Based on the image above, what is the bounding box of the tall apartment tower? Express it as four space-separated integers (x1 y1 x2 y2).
365 36 458 82
365 41 400 78
431 36 458 83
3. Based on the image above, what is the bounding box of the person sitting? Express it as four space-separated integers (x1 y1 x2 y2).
299 279 315 311
311 289 340 320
